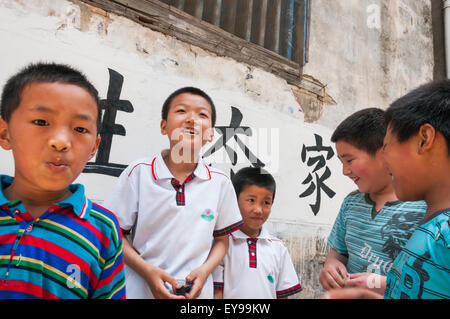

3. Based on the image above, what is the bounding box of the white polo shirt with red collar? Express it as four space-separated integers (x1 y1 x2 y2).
213 227 302 299
103 151 243 299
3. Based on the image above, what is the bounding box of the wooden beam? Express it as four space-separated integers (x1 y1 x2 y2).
77 0 305 85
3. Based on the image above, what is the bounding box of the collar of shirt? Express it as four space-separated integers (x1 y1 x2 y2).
0 174 91 220
151 150 212 181
231 227 272 241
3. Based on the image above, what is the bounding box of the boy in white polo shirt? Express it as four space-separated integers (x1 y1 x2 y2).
104 87 243 299
213 167 302 299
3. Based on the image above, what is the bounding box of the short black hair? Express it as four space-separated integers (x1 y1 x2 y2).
0 62 101 131
161 87 216 127
331 108 386 156
385 80 450 155
232 167 276 201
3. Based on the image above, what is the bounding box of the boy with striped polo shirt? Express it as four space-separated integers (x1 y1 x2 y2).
0 63 126 298
320 108 426 293
104 87 243 299
213 167 302 299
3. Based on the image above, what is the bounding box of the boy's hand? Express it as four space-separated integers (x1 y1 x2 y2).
184 266 209 299
321 288 383 299
319 259 349 290
144 265 186 299
345 272 386 295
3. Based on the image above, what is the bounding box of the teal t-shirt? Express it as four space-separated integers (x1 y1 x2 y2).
384 208 450 299
328 191 427 276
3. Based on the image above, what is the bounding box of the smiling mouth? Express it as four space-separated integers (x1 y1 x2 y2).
181 128 199 136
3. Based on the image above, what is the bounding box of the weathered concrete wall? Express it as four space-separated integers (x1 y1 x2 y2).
304 0 435 129
0 0 435 299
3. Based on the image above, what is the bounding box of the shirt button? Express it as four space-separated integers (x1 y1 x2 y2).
14 209 20 215
251 252 255 256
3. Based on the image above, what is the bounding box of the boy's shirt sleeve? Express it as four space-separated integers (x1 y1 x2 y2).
91 211 126 299
213 177 243 237
212 262 224 291
275 243 302 299
103 163 139 232
327 195 350 255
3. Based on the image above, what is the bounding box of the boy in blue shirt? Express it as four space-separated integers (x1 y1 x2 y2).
382 80 450 299
0 63 126 298
323 80 450 299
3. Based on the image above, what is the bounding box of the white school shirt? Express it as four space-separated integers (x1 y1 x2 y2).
103 152 243 299
213 227 302 299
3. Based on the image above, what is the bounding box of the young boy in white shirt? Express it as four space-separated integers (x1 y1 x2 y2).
213 167 302 299
104 87 243 299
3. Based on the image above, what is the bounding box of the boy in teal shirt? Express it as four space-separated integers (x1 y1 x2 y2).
323 80 450 299
320 108 426 293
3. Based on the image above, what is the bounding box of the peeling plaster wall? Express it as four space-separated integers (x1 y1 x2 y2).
0 0 435 299
304 0 434 129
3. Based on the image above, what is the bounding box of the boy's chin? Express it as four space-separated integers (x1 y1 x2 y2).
37 174 76 193
170 140 207 154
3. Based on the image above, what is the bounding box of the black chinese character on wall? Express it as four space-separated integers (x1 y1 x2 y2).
202 106 265 177
299 134 336 216
83 68 133 177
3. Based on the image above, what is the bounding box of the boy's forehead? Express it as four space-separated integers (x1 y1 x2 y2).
384 126 399 143
336 140 366 156
170 93 212 110
241 184 274 197
22 82 96 104
17 82 98 117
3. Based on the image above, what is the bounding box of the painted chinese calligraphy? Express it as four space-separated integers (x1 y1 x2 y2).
202 106 265 177
83 68 133 177
299 134 336 215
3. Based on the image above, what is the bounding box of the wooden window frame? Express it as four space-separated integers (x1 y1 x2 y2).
78 0 312 90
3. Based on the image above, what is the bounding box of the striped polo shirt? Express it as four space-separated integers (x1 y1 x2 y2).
384 208 450 299
0 175 126 299
328 190 427 275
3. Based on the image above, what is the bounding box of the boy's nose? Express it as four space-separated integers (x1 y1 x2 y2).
253 205 263 215
185 112 196 123
342 164 351 176
48 132 71 152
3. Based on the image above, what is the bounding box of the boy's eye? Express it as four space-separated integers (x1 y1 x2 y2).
199 113 209 118
32 119 49 126
74 127 89 134
264 201 272 205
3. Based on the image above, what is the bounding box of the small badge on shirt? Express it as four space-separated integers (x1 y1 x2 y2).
201 209 215 221
267 273 274 284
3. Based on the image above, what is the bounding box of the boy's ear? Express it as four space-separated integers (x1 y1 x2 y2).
160 119 167 136
205 127 214 143
87 135 101 161
417 123 436 154
0 118 12 151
